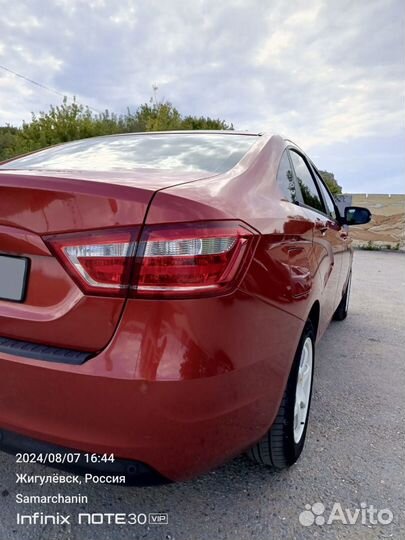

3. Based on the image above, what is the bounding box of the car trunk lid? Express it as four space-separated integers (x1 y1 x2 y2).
0 169 211 352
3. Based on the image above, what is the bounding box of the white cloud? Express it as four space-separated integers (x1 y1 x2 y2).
0 0 403 191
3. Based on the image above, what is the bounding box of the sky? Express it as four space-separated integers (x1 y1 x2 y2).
0 0 404 194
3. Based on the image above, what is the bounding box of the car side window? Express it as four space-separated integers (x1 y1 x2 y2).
276 151 298 203
289 151 326 214
315 172 337 220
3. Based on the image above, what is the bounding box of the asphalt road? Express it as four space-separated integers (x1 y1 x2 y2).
1 250 404 540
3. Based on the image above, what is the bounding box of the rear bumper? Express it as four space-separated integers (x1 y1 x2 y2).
0 292 303 481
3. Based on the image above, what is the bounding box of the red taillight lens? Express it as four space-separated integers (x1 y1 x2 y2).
45 222 257 298
131 221 256 298
45 228 140 297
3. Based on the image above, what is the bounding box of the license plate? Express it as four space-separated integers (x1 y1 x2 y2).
0 255 29 302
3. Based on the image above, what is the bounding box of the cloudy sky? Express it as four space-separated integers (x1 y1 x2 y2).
0 0 404 193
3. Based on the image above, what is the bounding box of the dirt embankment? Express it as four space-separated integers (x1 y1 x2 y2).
350 194 405 248
350 212 405 246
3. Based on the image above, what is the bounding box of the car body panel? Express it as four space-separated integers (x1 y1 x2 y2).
0 289 303 480
0 169 217 350
0 131 352 480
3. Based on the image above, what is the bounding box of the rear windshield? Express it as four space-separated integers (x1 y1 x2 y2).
1 133 259 174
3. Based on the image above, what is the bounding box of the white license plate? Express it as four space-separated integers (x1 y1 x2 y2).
0 255 29 302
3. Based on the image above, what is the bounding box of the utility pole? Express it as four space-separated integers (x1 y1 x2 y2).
152 84 159 105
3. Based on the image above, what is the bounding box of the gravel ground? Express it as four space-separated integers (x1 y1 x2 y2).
1 250 404 540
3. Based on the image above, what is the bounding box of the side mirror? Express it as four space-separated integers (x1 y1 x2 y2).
344 206 371 226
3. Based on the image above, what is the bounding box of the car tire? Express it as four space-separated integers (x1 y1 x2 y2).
333 272 351 321
247 320 315 470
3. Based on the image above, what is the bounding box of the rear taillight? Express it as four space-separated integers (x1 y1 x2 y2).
45 221 256 298
45 228 140 297
131 221 256 298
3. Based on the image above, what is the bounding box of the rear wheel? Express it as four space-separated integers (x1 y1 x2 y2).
333 272 351 321
247 321 315 470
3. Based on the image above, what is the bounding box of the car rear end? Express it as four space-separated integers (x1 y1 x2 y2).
0 133 303 481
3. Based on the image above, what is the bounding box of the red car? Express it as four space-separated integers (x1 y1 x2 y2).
0 132 370 482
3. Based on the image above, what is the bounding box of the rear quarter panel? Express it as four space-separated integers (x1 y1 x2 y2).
146 134 321 325
138 135 325 439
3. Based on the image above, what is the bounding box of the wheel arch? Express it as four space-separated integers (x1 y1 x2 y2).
307 301 320 341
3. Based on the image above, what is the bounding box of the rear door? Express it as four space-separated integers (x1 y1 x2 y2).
311 165 351 298
288 149 342 334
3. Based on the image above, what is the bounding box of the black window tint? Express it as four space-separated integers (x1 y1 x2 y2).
289 151 325 213
276 151 297 203
317 175 337 220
